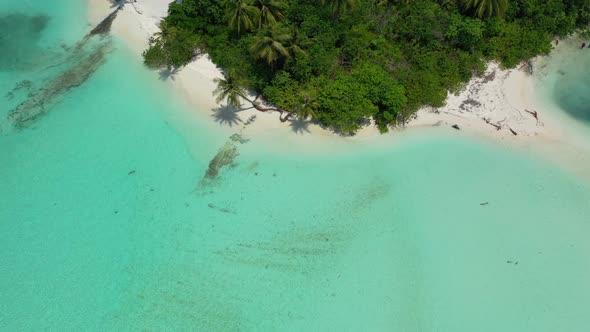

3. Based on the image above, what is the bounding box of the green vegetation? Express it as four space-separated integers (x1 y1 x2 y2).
462 0 509 18
143 0 590 135
213 69 252 109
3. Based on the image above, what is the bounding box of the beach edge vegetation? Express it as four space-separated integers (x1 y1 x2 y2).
143 0 590 135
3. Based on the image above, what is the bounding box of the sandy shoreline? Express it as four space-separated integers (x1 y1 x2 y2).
88 0 590 175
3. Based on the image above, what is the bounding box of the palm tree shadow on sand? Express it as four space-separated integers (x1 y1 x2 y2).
212 105 243 127
158 68 180 81
288 117 312 135
108 0 126 8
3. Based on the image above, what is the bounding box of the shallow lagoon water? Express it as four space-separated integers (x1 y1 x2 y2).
1 1 590 331
536 37 590 124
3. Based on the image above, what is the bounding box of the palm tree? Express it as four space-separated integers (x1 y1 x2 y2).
321 0 360 19
367 0 411 11
461 0 509 18
250 28 291 68
225 0 260 35
254 0 287 28
279 90 319 122
294 91 319 120
213 69 252 109
286 29 308 58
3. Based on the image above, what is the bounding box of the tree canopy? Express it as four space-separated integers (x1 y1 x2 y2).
462 0 509 18
143 0 590 134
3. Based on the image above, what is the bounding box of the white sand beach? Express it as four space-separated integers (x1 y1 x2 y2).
88 0 590 175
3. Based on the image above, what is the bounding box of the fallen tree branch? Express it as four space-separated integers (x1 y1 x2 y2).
484 118 502 130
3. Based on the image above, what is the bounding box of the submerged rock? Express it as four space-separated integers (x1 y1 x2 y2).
6 6 122 129
204 141 239 179
8 41 112 128
199 118 257 185
197 110 258 188
207 203 235 214
14 80 33 90
229 133 249 144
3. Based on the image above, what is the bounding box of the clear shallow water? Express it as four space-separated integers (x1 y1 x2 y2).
536 37 590 124
1 2 590 331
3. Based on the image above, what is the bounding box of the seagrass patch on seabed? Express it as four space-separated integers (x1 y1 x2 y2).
199 115 257 187
6 6 122 129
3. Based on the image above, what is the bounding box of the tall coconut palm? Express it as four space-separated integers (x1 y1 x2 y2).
279 90 319 122
225 0 260 35
250 28 291 67
213 69 251 109
295 91 320 120
286 29 308 58
370 0 408 7
461 0 509 18
254 0 287 28
321 0 360 19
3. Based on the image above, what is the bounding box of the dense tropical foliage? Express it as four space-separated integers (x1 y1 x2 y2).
461 0 509 18
143 0 590 135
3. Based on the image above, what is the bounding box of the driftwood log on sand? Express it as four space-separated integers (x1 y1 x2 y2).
525 109 539 123
484 118 502 131
508 127 518 136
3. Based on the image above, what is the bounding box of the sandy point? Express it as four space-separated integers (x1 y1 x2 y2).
87 0 590 177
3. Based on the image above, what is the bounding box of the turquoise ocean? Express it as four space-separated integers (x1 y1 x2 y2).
1 1 590 330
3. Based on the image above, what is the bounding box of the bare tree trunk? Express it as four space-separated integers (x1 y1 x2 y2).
280 111 295 122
